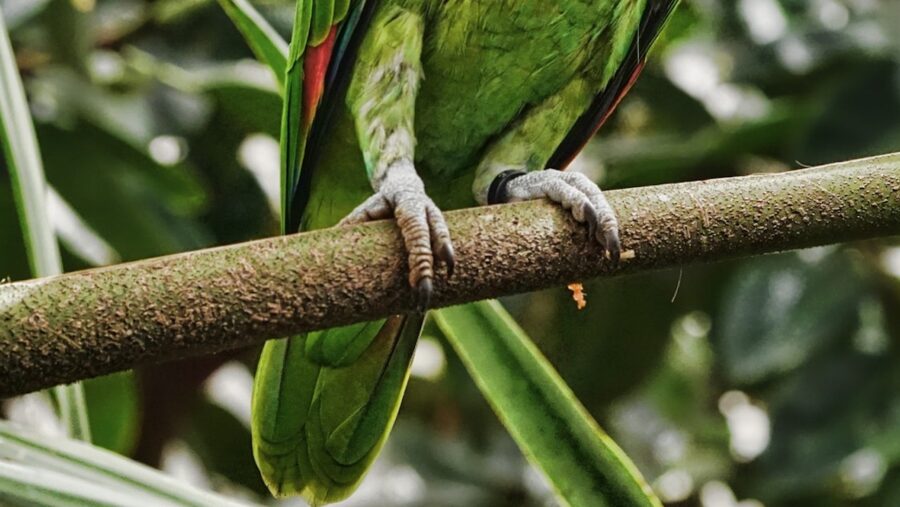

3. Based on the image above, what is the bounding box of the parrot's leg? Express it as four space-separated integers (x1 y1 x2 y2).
472 78 621 262
342 6 453 309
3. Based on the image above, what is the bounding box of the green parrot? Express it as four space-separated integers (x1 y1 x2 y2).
251 0 679 503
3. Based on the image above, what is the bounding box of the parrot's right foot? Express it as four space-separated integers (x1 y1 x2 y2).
490 169 621 264
340 161 455 311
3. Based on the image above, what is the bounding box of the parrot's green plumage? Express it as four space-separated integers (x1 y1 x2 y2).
251 0 678 503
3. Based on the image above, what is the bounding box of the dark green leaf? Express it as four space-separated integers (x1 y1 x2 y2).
715 251 868 384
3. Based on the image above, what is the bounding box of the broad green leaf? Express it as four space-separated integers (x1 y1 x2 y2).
0 421 256 507
33 67 209 215
216 0 288 86
0 8 89 441
435 301 661 507
796 62 900 166
714 251 866 384
38 121 211 261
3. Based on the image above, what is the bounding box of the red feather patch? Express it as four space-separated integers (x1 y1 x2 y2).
303 27 339 128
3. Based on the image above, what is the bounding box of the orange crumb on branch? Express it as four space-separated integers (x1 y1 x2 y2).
567 283 587 310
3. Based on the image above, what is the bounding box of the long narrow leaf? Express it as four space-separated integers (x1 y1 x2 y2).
0 8 90 440
52 385 91 445
0 462 164 507
0 9 59 277
435 301 661 507
0 421 256 507
216 0 288 85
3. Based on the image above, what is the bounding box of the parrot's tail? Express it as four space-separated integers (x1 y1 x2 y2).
251 314 424 503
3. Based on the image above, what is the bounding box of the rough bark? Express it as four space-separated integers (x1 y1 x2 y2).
2 154 899 397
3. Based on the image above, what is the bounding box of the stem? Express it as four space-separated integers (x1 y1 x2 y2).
1 154 899 397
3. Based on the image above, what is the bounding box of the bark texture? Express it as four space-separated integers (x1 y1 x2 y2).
2 154 900 397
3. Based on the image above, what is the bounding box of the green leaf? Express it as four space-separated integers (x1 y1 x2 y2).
0 0 53 30
38 121 211 261
435 301 661 507
0 177 30 279
715 251 866 384
0 8 90 441
185 400 268 495
216 0 289 86
0 10 59 278
0 461 161 507
0 421 257 507
83 373 139 455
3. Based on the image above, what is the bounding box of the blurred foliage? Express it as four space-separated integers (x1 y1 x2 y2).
0 419 256 506
1 0 899 505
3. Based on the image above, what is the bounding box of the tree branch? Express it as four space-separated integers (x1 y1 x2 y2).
2 154 899 397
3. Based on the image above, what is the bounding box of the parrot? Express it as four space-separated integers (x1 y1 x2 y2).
250 0 679 503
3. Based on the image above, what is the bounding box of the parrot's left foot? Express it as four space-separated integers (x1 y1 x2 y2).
491 169 621 263
341 161 455 311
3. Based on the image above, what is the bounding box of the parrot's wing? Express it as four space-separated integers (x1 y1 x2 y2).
253 314 424 502
548 0 680 169
282 0 378 233
259 3 422 503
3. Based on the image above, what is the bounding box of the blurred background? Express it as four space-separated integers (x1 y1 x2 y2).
2 0 900 505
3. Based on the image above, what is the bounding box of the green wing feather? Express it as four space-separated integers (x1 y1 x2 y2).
253 1 421 503
252 314 423 501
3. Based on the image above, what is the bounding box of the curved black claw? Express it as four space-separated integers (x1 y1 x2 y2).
583 202 600 243
437 241 456 278
415 278 433 314
602 228 622 267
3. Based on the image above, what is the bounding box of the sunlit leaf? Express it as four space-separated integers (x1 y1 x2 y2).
0 421 257 507
0 8 89 441
216 0 288 86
